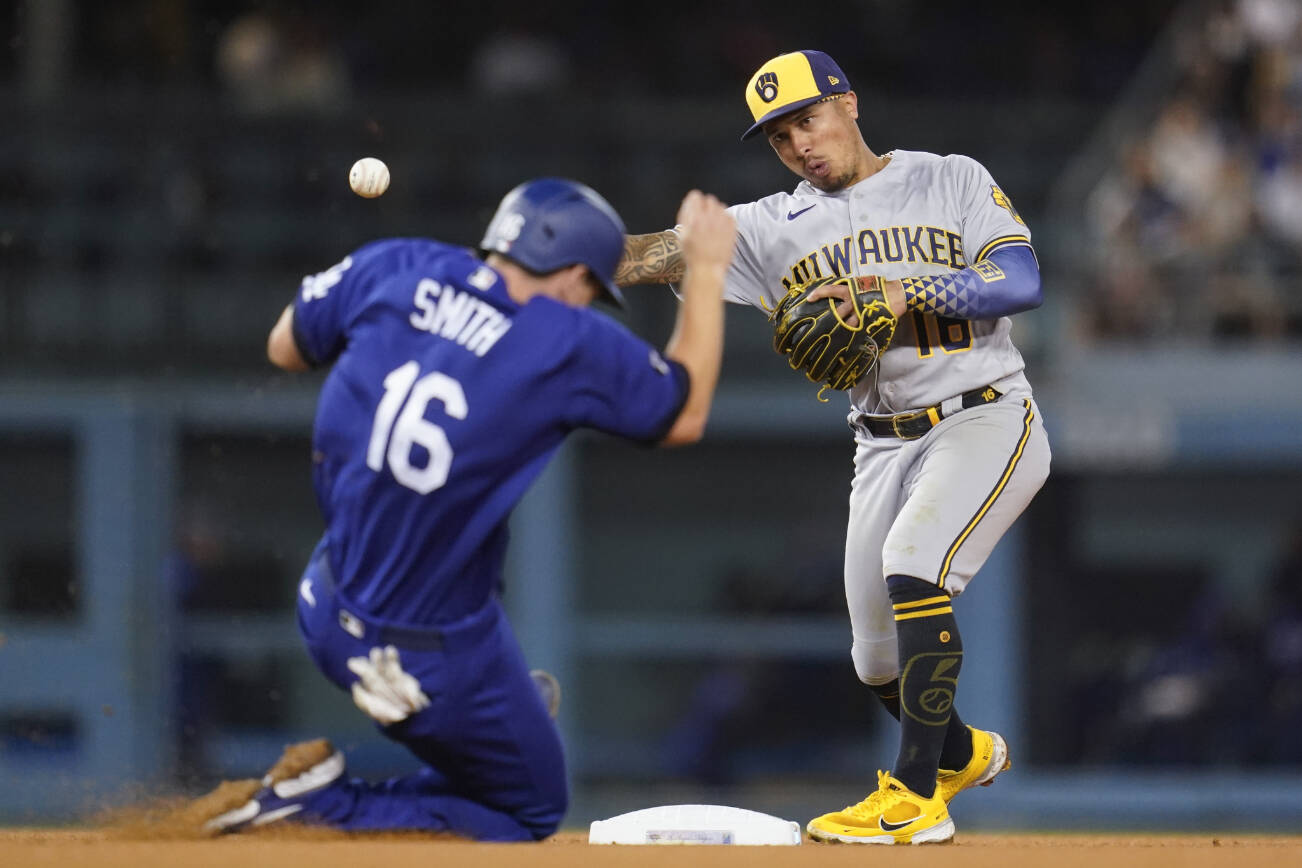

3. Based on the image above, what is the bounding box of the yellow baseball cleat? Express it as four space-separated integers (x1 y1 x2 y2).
806 770 954 845
937 727 1010 803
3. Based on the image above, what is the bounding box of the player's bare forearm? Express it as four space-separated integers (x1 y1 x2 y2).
616 231 687 286
659 193 736 446
662 263 726 445
268 304 310 371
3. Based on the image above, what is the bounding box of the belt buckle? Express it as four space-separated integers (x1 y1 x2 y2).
891 410 927 440
339 609 366 640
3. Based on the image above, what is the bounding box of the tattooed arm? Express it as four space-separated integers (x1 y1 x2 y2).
615 230 687 286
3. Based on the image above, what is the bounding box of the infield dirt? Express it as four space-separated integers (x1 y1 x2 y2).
3 828 1301 868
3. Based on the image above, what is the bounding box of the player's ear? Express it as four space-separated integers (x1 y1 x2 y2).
556 264 598 307
838 91 859 123
581 269 606 305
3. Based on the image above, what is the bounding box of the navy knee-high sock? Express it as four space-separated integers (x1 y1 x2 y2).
886 574 963 799
868 678 973 772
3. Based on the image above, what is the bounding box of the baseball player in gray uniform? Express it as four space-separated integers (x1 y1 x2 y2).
617 49 1051 844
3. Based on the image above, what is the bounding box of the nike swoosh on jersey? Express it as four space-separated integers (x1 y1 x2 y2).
786 204 817 220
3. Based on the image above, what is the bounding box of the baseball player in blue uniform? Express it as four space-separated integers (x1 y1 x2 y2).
188 180 737 841
618 51 1051 844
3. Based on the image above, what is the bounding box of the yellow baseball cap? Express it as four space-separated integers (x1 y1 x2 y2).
742 50 851 141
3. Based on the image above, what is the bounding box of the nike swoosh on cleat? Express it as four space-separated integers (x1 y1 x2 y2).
787 205 816 220
878 817 914 832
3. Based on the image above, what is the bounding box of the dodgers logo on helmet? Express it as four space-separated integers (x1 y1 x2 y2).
755 71 779 103
481 178 627 307
490 212 527 251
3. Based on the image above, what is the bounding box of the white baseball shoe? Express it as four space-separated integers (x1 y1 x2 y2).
195 738 345 835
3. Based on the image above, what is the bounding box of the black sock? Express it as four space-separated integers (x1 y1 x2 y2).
887 574 963 799
868 679 901 720
939 708 973 772
871 677 974 772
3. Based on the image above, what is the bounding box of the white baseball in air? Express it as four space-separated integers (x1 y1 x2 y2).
349 157 390 198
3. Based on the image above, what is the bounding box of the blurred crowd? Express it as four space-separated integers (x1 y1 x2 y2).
2 0 1197 376
1083 0 1302 341
1061 522 1302 766
660 511 1302 777
39 0 1180 103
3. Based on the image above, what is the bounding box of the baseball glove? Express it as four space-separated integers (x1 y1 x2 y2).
770 274 898 397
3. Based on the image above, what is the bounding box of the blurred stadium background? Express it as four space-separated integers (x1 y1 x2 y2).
2 0 1302 832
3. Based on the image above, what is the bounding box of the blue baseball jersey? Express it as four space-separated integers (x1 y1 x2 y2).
291 239 688 626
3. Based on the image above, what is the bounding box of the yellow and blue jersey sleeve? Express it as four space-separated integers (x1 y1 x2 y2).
893 155 1039 320
947 153 1032 263
901 245 1041 320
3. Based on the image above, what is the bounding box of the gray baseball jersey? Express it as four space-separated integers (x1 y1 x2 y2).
709 148 1051 685
723 149 1033 414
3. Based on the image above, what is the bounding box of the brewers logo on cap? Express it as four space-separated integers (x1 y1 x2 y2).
742 50 851 140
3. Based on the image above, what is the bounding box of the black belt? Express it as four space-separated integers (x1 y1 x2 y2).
857 386 1003 440
312 547 496 652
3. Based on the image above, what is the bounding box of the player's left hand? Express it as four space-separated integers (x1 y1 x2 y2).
806 276 907 325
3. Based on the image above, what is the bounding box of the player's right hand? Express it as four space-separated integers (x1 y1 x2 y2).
806 275 908 326
676 190 737 280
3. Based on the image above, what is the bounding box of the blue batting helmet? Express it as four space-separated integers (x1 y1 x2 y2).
480 178 627 307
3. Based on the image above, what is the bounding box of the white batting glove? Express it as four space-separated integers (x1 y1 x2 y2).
346 645 431 725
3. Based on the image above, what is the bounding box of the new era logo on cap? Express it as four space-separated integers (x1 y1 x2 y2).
742 50 851 140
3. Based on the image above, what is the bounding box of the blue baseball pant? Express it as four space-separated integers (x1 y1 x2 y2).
290 543 567 841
